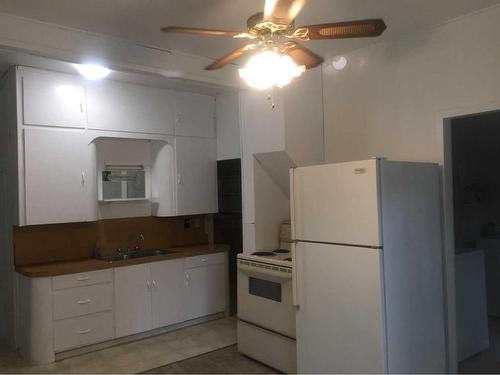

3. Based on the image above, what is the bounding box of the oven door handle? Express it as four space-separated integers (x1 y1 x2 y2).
291 241 300 309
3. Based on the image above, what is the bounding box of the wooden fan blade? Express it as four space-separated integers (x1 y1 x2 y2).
205 46 253 70
264 0 306 25
284 42 324 69
161 26 241 37
300 19 387 40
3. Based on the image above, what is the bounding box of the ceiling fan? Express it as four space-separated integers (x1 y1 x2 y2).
161 0 386 89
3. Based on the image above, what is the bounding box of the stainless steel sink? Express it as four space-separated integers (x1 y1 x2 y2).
97 249 177 262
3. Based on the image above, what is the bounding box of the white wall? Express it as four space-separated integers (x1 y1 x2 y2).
323 5 500 164
321 4 500 370
0 12 240 89
215 93 240 161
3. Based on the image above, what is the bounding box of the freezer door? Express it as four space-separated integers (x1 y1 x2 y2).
295 242 386 373
291 159 381 247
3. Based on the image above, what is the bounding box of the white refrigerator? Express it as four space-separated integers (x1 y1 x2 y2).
290 159 447 373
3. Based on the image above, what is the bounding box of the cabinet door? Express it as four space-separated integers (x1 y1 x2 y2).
24 127 94 225
151 259 184 329
21 68 86 128
174 92 215 138
114 264 152 337
184 264 226 320
86 80 174 134
175 137 217 215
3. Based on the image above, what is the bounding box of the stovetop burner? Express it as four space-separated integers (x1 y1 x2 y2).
252 251 277 257
273 249 290 254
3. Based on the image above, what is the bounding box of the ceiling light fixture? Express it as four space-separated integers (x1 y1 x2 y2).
332 56 348 70
76 63 111 80
238 50 305 90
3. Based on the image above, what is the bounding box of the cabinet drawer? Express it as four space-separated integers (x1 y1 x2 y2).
53 311 114 352
52 269 112 290
184 252 225 269
53 283 113 321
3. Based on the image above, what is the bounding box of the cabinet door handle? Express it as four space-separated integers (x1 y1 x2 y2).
78 328 92 335
80 102 84 113
185 273 190 286
76 276 89 281
152 280 157 288
147 280 151 289
201 258 208 262
177 173 182 185
81 172 85 187
77 299 91 305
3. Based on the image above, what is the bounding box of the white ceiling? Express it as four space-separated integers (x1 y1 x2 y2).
0 48 235 95
0 0 499 65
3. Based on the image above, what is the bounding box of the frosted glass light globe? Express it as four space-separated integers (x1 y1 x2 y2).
239 51 305 90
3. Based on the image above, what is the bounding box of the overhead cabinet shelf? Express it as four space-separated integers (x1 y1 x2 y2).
16 66 218 225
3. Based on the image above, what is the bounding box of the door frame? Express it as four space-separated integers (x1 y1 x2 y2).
437 100 500 373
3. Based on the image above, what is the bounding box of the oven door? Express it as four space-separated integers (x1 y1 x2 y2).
237 261 296 338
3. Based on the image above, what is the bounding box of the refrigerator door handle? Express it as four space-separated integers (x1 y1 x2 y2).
291 240 300 309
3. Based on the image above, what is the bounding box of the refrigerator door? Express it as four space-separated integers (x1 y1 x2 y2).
295 241 386 373
291 159 381 247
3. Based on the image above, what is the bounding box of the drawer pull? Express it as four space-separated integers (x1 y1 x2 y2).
201 258 208 262
76 276 90 281
77 299 91 305
78 328 92 335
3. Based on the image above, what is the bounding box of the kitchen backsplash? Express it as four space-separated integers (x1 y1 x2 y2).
13 215 210 267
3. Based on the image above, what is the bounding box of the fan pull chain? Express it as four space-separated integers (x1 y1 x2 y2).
267 87 276 109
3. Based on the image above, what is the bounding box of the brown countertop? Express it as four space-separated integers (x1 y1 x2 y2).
16 243 229 278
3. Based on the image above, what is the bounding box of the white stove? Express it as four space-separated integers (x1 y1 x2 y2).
237 249 293 270
237 249 296 373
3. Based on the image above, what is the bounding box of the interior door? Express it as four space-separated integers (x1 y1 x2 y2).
295 241 386 373
114 264 152 337
292 159 381 246
151 259 185 328
24 127 94 225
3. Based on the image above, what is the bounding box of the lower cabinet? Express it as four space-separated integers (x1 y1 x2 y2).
151 259 185 329
114 259 185 337
115 253 227 336
114 263 153 337
184 263 226 321
16 251 227 365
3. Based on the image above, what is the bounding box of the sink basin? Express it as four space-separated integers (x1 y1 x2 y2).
97 249 177 262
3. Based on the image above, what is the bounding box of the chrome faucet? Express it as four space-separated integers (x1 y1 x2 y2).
133 233 145 252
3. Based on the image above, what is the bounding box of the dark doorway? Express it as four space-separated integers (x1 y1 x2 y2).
214 159 242 316
452 111 500 373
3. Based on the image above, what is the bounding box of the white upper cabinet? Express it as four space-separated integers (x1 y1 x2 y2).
24 127 95 225
175 136 217 215
174 92 215 138
21 68 86 128
86 80 174 135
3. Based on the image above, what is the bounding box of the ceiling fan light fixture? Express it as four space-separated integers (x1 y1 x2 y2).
238 50 305 90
